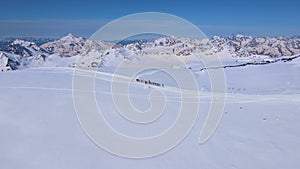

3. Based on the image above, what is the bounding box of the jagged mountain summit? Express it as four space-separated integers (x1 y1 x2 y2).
0 34 300 71
41 33 113 57
41 34 86 57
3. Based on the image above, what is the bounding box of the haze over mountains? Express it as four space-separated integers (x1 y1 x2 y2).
1 33 300 71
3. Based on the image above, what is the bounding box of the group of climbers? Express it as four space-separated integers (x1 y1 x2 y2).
136 78 165 87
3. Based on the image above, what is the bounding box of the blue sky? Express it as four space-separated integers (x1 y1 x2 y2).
0 0 299 38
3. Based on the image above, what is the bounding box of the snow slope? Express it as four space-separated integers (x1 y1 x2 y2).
1 55 300 169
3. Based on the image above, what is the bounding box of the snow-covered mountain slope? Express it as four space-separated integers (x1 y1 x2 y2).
0 39 49 70
0 52 9 71
0 56 300 169
0 52 20 70
2 39 48 58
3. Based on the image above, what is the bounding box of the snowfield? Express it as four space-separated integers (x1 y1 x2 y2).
1 54 300 169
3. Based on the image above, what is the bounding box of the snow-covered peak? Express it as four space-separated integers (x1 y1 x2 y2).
60 33 84 42
235 34 252 39
41 34 86 57
66 33 76 38
12 39 38 48
41 34 113 57
11 39 42 54
151 36 179 47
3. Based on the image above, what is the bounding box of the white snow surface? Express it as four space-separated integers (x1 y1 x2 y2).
0 56 300 169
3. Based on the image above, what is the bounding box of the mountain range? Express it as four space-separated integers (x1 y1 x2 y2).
1 34 299 71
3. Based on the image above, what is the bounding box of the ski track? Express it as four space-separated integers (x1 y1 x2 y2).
1 85 299 103
1 67 300 103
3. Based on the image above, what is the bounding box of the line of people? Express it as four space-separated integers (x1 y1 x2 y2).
136 78 165 87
